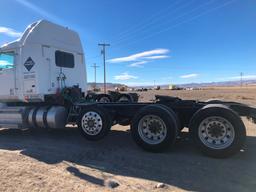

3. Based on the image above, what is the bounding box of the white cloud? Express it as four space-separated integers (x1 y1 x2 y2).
114 72 138 80
180 73 199 78
0 27 22 38
229 75 256 80
145 55 170 60
108 48 170 63
129 61 148 67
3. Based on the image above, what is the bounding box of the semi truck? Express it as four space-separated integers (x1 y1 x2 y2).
0 20 255 158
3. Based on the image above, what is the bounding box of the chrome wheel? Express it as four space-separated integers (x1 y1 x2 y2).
138 115 167 145
198 116 235 149
81 111 103 135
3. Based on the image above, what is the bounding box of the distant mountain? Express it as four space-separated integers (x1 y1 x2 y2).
171 79 256 88
88 80 256 89
125 80 256 89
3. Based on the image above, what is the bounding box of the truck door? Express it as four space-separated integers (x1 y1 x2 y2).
42 46 56 93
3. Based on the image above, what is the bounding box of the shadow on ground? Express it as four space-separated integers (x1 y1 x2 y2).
0 127 255 191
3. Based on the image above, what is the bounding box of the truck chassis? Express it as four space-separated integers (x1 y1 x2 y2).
1 94 255 158
64 95 256 158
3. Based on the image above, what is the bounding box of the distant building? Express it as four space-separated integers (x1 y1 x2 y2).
115 85 128 92
154 86 161 90
168 84 184 90
168 84 176 90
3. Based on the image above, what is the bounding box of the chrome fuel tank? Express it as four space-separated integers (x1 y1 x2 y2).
0 106 30 128
0 105 67 129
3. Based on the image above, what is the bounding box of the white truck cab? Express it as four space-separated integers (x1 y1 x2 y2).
0 20 87 102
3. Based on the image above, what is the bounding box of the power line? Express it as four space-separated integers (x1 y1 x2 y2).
98 43 110 94
111 0 235 51
91 63 100 89
89 0 235 70
112 0 186 43
112 0 195 46
112 0 215 48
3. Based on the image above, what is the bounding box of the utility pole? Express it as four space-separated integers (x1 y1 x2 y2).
98 43 110 94
91 63 100 90
240 72 243 87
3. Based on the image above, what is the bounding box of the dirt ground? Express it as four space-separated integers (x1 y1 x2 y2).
0 87 256 192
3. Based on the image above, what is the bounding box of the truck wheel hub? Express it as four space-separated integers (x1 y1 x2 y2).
148 121 162 134
138 115 167 145
198 116 235 149
208 124 224 138
81 111 103 135
87 119 95 128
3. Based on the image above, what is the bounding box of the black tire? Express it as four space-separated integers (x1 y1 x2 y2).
96 94 113 103
85 92 97 101
189 104 246 158
158 104 182 130
131 104 178 152
117 118 131 126
117 94 133 103
128 93 139 102
77 106 112 141
205 99 223 103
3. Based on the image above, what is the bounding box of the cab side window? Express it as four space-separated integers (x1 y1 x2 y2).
55 50 74 68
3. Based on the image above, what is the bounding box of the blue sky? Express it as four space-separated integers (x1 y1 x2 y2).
0 0 256 86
